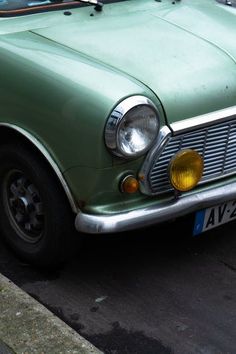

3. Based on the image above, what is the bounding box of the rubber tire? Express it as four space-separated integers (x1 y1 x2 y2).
0 142 77 268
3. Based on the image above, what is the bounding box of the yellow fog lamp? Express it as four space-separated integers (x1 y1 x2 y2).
169 149 204 192
121 175 139 194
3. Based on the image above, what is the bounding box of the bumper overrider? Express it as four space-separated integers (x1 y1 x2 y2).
75 181 236 234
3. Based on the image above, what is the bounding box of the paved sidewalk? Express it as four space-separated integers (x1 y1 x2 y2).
0 338 15 354
0 273 103 354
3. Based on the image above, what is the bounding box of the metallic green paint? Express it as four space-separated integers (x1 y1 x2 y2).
0 0 235 213
33 0 236 122
0 30 162 169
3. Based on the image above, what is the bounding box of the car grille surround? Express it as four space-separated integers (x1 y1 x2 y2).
140 119 236 195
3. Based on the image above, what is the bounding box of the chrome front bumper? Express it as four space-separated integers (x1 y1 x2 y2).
75 181 236 234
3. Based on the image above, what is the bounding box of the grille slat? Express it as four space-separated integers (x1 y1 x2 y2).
146 119 236 194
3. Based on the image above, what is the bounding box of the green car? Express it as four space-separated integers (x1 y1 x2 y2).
0 0 235 267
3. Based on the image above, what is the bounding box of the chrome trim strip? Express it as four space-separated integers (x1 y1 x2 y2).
139 125 171 194
170 106 236 135
0 123 78 213
75 180 236 234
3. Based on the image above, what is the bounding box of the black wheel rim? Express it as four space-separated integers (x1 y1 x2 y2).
3 169 45 243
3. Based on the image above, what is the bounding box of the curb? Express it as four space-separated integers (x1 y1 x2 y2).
0 273 103 354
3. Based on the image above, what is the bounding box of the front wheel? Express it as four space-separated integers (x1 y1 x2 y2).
0 143 77 268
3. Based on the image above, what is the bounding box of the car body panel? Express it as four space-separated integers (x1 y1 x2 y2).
0 29 165 172
0 0 235 234
32 0 236 123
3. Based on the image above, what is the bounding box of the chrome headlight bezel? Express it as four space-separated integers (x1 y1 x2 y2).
104 96 160 158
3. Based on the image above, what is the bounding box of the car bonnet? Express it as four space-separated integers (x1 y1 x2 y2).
31 0 236 123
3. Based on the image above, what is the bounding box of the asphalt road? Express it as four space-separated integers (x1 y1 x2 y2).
1 216 236 354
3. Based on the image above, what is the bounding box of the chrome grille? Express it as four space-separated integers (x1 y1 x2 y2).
147 119 236 194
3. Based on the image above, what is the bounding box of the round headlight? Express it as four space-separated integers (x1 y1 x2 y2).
105 96 160 158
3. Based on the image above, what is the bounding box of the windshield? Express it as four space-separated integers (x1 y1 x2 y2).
0 0 113 16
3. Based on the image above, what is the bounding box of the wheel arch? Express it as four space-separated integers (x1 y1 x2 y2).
0 123 78 213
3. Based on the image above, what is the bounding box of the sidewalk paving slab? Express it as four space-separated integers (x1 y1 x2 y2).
0 273 103 354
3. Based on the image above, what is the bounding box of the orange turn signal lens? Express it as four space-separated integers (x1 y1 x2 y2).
121 175 139 194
